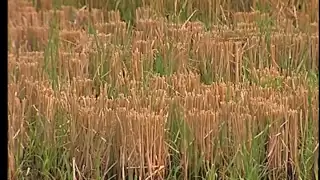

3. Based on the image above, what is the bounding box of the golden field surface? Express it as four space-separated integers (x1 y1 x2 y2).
8 0 319 179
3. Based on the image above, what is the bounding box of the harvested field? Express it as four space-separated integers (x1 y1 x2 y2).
8 0 319 179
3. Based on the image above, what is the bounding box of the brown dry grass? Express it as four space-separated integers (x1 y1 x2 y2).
8 0 319 179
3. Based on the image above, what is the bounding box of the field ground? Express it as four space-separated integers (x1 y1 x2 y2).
8 0 319 179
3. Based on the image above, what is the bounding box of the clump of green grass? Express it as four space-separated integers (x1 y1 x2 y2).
43 11 60 91
15 107 72 179
165 102 206 179
165 102 186 179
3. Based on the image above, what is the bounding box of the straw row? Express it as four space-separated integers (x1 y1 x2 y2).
8 30 319 85
8 73 318 178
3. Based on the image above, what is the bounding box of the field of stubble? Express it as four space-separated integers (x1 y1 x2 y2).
8 0 319 179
